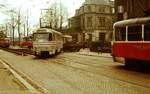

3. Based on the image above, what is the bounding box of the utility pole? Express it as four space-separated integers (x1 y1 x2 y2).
59 0 62 31
24 24 26 37
40 8 53 28
5 24 7 37
18 9 21 46
54 2 58 29
26 9 29 37
12 17 15 46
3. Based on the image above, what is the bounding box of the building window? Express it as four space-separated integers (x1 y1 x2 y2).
99 7 105 13
112 8 115 13
118 5 124 13
87 6 91 12
98 17 106 27
99 33 105 42
87 17 92 27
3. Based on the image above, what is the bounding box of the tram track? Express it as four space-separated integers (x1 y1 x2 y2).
1 48 150 91
48 54 150 89
0 47 34 56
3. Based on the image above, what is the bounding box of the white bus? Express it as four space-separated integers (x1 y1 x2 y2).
32 28 63 57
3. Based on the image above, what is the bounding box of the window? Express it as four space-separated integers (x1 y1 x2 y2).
87 17 92 27
99 7 105 13
99 33 105 42
144 24 150 41
115 26 142 41
112 8 115 13
115 27 126 41
33 33 49 41
128 26 142 41
118 5 124 13
49 33 52 41
87 6 91 12
98 17 106 27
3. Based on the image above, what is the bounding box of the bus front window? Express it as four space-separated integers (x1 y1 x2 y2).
33 33 49 41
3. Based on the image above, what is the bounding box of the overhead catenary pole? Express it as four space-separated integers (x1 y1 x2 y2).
59 0 62 31
12 16 15 46
18 9 21 46
40 8 53 28
54 2 57 29
26 9 29 37
24 24 26 37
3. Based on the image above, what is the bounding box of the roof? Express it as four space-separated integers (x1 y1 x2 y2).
114 17 150 28
84 0 110 5
34 28 62 35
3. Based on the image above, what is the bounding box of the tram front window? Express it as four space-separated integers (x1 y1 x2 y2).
115 27 126 41
33 33 52 41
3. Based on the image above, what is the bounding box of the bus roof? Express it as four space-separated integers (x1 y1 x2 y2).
114 17 150 28
63 35 72 38
34 28 62 35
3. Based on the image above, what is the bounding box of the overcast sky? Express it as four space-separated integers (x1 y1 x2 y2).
0 0 85 25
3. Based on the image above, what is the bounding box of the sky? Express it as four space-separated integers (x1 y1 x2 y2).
0 0 85 25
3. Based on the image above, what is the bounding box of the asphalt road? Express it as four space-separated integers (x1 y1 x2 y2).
0 49 150 94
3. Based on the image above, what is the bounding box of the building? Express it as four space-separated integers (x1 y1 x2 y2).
65 0 114 43
115 0 150 21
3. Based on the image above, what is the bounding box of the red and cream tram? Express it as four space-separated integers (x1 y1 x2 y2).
112 17 150 66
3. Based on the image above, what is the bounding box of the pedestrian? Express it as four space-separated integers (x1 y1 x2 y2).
97 46 102 54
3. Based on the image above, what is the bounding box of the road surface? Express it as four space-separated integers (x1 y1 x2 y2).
0 49 150 94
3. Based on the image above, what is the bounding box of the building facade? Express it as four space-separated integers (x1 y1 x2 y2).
115 0 150 21
66 0 114 43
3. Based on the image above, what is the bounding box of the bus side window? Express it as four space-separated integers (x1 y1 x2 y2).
49 33 52 41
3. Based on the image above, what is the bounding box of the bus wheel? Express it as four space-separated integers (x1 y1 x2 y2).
55 50 58 55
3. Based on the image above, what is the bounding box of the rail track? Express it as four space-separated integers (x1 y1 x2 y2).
46 54 150 90
0 47 34 56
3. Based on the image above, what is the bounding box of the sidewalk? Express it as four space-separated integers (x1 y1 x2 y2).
78 48 112 58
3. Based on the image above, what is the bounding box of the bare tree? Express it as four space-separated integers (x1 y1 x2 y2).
41 1 69 31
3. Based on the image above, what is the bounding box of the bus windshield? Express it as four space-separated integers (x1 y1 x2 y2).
33 33 52 41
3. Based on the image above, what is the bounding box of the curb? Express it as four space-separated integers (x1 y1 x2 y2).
0 58 50 94
78 53 112 58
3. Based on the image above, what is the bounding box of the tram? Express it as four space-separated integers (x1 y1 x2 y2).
0 31 10 48
32 28 63 57
112 17 150 66
20 35 32 49
63 35 72 44
62 35 82 52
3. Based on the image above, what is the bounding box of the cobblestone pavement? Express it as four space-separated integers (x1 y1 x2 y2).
78 48 112 58
0 49 150 94
0 57 33 94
